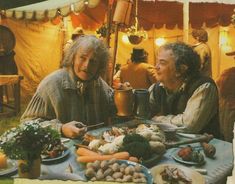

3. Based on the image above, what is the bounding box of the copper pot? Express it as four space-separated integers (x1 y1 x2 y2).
114 88 134 116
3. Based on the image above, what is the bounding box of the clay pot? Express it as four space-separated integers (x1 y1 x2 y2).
114 88 134 116
18 158 41 179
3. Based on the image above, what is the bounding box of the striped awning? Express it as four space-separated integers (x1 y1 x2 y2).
1 0 100 20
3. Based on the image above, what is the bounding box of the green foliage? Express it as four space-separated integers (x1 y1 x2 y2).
121 133 152 159
0 120 61 161
96 24 115 38
123 133 148 145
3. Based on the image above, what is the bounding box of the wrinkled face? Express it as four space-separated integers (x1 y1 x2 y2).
155 48 178 85
73 47 99 81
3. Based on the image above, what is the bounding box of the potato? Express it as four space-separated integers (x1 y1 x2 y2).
93 160 101 170
103 168 113 177
106 175 114 182
100 160 109 170
85 168 96 178
134 165 142 172
111 163 120 172
86 162 93 169
123 175 132 182
133 172 141 179
112 172 123 179
124 165 135 175
96 168 104 180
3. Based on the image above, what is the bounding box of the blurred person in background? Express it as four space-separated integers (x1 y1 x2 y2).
191 28 212 77
119 48 158 89
216 50 235 142
63 27 84 53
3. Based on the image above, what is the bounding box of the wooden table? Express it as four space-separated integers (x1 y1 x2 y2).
0 75 23 117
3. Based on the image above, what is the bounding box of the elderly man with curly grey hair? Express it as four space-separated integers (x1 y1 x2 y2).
21 35 116 138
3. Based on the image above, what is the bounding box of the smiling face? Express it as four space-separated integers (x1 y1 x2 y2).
73 46 99 81
155 48 182 89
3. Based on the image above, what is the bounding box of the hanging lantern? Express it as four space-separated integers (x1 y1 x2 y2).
126 0 148 45
113 0 133 25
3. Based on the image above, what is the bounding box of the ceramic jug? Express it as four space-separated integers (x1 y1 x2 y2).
133 89 150 119
114 88 134 117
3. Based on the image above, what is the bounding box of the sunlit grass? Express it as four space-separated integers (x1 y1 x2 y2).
0 104 27 135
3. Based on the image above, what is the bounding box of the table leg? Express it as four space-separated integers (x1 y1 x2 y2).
13 81 20 115
0 86 3 113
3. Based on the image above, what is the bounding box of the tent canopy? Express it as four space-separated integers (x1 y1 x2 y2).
125 0 235 29
1 0 101 21
1 0 235 30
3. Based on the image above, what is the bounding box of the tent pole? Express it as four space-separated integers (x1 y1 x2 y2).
110 24 119 86
183 0 189 43
152 24 156 66
105 1 114 48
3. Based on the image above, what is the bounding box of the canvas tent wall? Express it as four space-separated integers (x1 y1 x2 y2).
0 0 235 101
0 0 104 101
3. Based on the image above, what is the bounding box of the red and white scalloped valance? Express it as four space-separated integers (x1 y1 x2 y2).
2 0 100 21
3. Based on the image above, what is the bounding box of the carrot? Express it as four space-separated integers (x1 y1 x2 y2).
128 156 139 163
76 151 130 163
76 147 100 156
77 155 112 163
112 152 130 160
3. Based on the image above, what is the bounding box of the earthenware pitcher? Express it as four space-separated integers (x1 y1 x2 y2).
133 89 150 119
114 88 134 116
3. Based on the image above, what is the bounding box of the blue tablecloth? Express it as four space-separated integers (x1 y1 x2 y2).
38 132 233 184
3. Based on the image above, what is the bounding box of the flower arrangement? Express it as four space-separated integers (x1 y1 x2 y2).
0 120 61 172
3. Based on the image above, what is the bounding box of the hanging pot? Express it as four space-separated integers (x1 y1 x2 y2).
18 157 41 179
128 35 143 45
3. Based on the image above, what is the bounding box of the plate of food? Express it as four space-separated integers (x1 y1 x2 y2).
81 123 166 168
172 147 205 166
150 164 205 184
84 159 153 184
118 160 154 184
41 145 70 163
0 159 17 176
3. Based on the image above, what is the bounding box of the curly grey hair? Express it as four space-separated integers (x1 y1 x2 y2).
160 42 201 79
62 35 110 79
